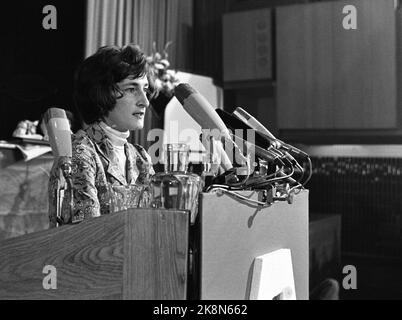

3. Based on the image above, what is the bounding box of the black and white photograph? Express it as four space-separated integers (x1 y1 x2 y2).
0 0 401 304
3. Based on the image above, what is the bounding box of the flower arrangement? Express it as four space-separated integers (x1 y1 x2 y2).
147 41 180 99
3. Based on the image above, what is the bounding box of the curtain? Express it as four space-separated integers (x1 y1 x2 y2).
84 0 193 147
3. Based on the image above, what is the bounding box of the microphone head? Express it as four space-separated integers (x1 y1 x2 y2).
233 107 251 121
174 83 231 140
215 109 273 150
44 108 72 158
215 109 251 131
234 107 278 141
174 83 197 105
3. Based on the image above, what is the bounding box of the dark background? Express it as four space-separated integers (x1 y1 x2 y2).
0 0 333 141
0 0 85 139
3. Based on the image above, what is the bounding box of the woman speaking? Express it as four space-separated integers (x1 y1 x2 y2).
48 44 155 227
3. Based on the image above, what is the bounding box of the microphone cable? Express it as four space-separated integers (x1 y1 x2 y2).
208 188 272 207
301 156 313 187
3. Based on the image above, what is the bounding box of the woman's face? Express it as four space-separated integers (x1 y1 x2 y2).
104 74 150 132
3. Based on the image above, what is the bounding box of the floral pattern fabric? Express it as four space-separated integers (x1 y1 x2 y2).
48 122 154 227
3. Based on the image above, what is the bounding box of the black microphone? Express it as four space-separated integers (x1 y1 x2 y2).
214 110 299 185
230 131 284 167
215 109 287 166
222 108 305 171
233 107 309 158
215 109 270 148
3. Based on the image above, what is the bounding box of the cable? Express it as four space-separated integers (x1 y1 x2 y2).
217 134 253 189
205 184 243 192
209 187 271 207
263 166 295 184
206 156 299 192
295 159 305 184
242 167 287 189
289 183 304 194
244 167 283 185
302 157 313 187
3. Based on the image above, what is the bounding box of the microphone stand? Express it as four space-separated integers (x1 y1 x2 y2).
55 158 74 226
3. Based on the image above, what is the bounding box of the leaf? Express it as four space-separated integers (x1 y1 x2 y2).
163 41 173 58
160 59 170 68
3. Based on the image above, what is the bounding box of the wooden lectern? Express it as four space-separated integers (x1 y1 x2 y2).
0 191 309 300
0 209 190 300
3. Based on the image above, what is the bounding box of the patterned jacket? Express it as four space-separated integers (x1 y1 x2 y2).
48 122 154 227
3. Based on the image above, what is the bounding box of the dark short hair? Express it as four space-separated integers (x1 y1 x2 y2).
73 44 155 126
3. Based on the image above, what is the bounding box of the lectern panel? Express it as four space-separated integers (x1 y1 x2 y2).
199 190 309 300
0 209 189 300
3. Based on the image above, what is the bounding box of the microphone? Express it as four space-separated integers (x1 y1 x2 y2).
216 108 303 176
175 84 232 141
216 109 271 148
230 131 284 167
44 108 74 226
215 109 285 166
233 107 277 141
175 83 248 170
203 107 299 186
233 107 309 157
44 108 72 159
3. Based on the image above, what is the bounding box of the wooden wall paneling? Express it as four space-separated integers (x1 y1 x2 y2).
227 0 312 12
278 0 397 130
193 0 231 84
234 87 278 135
256 95 277 135
367 0 397 128
332 0 372 129
310 2 334 129
223 9 272 82
276 4 313 129
397 0 402 129
174 0 195 71
303 4 314 129
332 0 396 129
